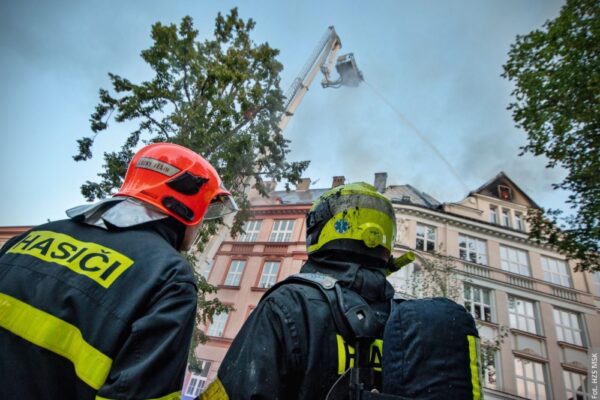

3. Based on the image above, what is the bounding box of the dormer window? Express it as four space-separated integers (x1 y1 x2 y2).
498 185 512 201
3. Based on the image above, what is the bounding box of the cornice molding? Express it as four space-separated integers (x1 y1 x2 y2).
395 204 555 251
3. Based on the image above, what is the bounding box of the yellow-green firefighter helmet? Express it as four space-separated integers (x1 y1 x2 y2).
306 182 396 267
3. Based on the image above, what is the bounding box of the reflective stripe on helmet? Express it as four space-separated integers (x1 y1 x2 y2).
307 207 395 254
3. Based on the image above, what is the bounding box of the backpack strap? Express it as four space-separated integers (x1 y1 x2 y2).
263 273 385 342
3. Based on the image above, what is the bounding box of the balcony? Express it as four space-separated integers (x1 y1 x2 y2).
455 259 595 307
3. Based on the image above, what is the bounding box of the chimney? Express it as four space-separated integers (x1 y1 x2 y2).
332 176 346 188
374 172 387 193
296 177 311 191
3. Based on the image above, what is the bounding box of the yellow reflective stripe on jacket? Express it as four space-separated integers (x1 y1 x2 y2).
467 335 482 400
199 378 229 400
336 334 383 375
96 391 181 400
7 230 134 288
0 292 112 389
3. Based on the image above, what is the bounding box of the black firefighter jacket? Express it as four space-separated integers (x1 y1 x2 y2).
209 258 394 400
0 218 197 400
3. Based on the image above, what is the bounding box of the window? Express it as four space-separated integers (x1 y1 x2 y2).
269 220 295 242
501 209 511 228
459 234 488 265
500 246 530 276
481 347 498 390
541 256 571 287
415 224 436 252
224 260 245 286
463 284 493 323
185 361 212 396
553 308 584 346
514 212 525 231
489 206 498 224
206 311 229 337
498 185 512 201
259 261 280 288
514 358 547 400
387 263 417 295
508 297 538 334
238 220 262 242
594 272 600 297
564 370 590 400
201 259 214 280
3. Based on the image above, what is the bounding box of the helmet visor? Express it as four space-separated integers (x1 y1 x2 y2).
204 194 238 220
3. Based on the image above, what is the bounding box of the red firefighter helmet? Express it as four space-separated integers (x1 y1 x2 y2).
116 143 237 226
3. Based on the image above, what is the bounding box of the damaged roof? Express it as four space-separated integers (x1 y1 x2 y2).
384 185 442 210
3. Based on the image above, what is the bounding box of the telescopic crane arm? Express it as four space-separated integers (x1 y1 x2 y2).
278 26 364 132
196 26 363 270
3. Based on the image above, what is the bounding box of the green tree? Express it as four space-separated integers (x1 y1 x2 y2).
502 0 600 272
74 8 308 237
73 9 309 366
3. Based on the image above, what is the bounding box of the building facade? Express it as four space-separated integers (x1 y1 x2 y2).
187 172 600 400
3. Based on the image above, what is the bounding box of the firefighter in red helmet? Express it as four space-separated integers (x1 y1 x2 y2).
0 143 236 400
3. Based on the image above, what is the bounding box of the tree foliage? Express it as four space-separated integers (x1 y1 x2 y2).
502 0 600 271
74 8 309 237
74 9 309 367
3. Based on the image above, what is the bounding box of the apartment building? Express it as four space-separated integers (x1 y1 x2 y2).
186 172 599 399
0 226 31 247
0 176 594 399
387 172 599 399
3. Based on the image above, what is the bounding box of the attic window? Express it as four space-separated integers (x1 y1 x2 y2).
498 185 512 201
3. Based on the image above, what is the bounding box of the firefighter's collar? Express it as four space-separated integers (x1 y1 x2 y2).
66 197 168 229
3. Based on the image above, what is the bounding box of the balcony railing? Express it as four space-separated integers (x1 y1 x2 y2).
464 263 491 278
455 258 594 306
507 275 534 290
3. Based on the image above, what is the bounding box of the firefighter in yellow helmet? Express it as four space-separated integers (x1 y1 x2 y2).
203 182 397 399
0 143 236 400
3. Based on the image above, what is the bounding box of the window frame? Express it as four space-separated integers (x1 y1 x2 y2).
498 185 512 201
223 260 246 287
514 357 548 400
258 260 281 289
514 212 525 231
415 223 436 252
387 262 417 296
206 311 229 337
540 256 572 288
489 206 498 224
463 284 494 323
501 208 511 228
238 220 262 242
508 296 539 335
563 370 590 400
185 360 212 396
500 245 531 277
553 307 585 346
269 219 295 242
458 234 488 265
480 346 499 390
593 272 600 297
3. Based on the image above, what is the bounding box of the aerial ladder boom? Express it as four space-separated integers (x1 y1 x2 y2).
195 26 363 274
279 26 363 132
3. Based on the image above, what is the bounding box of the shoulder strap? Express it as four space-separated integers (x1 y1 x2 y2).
262 273 385 342
262 273 355 341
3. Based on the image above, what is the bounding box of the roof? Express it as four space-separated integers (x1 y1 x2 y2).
268 188 330 205
384 185 442 210
471 171 540 209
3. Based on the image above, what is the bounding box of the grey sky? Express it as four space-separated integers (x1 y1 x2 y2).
0 0 567 226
